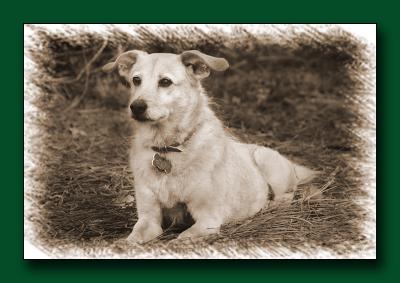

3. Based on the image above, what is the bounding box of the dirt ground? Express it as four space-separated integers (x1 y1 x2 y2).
25 26 374 257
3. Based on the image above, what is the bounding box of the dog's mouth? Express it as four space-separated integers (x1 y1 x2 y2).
131 112 168 123
131 112 153 122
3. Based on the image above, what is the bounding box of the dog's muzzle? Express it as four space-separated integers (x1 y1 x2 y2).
130 99 149 121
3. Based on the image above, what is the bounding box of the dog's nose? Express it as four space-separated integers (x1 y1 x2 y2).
130 99 148 120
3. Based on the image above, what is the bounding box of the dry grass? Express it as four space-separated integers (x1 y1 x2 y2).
25 25 373 257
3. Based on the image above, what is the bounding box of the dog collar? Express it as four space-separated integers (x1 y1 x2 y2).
151 144 183 153
151 142 187 174
150 125 199 174
150 126 198 154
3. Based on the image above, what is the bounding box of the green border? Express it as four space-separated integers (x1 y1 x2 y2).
6 0 400 281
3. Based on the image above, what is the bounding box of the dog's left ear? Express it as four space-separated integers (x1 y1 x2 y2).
181 50 229 80
102 50 147 77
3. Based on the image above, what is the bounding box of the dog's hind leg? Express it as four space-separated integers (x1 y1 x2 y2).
253 146 316 201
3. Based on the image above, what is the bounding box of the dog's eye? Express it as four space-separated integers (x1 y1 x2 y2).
132 76 141 86
159 78 173 88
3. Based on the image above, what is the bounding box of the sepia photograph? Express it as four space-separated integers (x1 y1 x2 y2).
24 24 376 259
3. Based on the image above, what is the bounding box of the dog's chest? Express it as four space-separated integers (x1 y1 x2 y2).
130 149 191 207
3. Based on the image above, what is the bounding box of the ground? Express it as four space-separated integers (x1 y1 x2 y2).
25 26 373 257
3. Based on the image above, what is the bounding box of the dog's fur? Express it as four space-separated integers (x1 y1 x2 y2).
103 50 316 243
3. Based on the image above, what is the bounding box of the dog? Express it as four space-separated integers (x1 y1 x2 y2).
102 50 316 243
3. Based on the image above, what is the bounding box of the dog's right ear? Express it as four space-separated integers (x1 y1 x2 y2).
102 50 146 77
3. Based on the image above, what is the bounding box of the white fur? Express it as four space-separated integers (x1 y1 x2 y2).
103 51 316 243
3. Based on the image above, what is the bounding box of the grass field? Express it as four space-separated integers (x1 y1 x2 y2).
25 25 374 257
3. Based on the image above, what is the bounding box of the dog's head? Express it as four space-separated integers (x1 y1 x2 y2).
102 50 229 123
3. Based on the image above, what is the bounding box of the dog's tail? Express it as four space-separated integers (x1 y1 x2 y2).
292 163 318 185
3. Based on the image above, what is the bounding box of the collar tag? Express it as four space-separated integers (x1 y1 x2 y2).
152 153 172 174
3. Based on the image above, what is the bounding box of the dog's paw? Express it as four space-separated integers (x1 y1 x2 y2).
274 192 294 203
177 229 196 240
127 221 163 244
177 225 219 240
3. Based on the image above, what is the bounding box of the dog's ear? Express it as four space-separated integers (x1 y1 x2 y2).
102 50 147 77
181 50 229 80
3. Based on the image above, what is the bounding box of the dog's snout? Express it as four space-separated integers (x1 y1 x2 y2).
130 99 148 121
130 100 147 114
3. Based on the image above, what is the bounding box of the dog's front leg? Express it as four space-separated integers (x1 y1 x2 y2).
126 189 163 244
177 204 223 240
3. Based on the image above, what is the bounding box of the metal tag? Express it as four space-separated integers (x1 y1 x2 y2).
152 153 172 174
